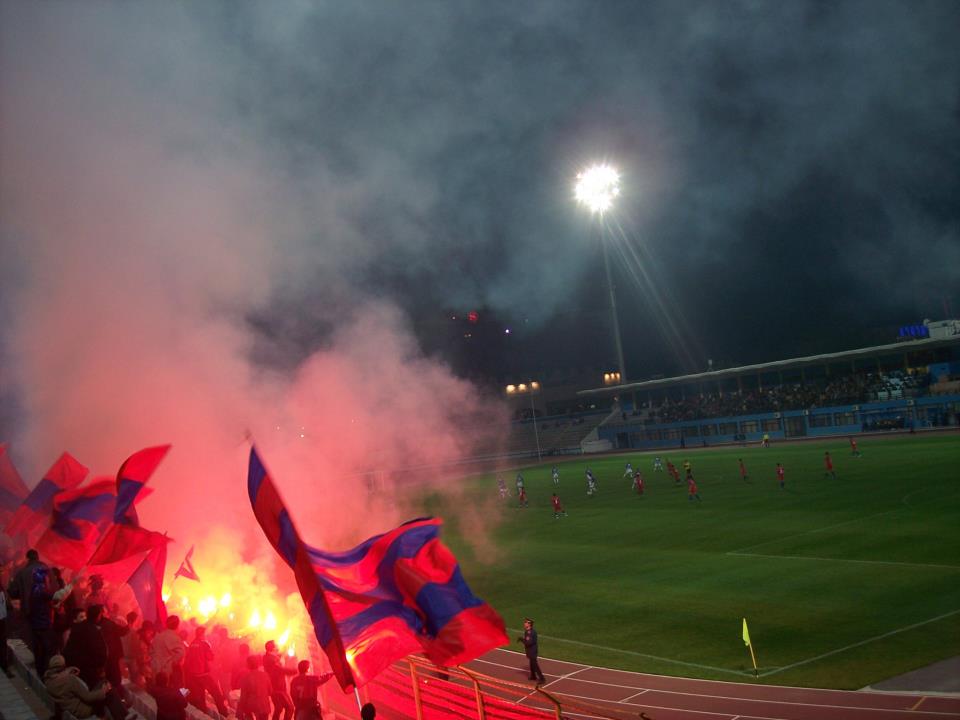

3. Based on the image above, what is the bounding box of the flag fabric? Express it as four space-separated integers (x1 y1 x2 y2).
742 618 751 647
114 445 170 525
173 545 200 582
248 446 508 691
34 478 152 569
35 478 118 569
4 452 88 541
0 444 29 526
128 542 168 624
87 524 170 582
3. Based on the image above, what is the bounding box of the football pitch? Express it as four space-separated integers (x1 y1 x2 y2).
434 433 960 690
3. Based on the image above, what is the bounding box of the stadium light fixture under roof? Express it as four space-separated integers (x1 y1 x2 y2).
574 163 621 214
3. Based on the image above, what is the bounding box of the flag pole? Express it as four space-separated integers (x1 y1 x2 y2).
742 617 759 678
353 687 363 714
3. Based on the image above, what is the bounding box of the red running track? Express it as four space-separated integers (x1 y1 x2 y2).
466 648 960 720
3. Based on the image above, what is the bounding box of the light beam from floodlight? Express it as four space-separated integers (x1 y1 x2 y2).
574 164 621 214
574 163 627 385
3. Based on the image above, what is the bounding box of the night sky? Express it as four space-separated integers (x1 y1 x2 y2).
2 1 959 395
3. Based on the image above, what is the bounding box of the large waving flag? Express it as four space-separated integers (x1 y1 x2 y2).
0 444 29 526
5 452 88 542
35 478 152 569
35 478 118 569
114 445 170 525
248 447 507 691
87 523 170 583
88 523 169 622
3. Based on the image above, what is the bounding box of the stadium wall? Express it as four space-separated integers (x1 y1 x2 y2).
599 394 960 450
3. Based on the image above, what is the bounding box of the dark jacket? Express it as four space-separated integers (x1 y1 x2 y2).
522 628 539 658
263 651 295 694
150 684 188 720
100 617 129 662
8 560 47 614
63 620 108 686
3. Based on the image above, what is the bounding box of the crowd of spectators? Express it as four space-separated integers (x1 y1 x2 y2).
646 372 929 424
864 370 929 401
1 549 366 720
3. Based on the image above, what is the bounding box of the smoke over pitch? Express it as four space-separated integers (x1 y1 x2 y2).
0 4 504 552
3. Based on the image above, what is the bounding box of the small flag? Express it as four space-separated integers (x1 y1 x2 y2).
114 445 170 525
742 617 751 646
174 545 200 582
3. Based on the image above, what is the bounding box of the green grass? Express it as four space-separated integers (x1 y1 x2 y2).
434 434 960 690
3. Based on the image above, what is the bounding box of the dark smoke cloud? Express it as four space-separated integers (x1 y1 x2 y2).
1 1 957 519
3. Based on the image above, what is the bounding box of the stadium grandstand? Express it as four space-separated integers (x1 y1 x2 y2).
501 320 960 455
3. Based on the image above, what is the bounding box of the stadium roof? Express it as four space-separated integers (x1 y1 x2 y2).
577 336 960 397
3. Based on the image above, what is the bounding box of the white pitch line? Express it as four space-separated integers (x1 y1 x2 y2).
729 551 960 571
501 628 756 677
726 507 903 555
761 608 960 677
726 486 949 556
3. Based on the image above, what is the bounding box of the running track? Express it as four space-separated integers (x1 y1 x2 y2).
465 647 960 720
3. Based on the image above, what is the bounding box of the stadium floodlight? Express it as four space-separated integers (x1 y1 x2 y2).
574 164 621 214
574 163 627 385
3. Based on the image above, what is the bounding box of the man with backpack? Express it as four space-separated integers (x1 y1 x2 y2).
183 625 228 716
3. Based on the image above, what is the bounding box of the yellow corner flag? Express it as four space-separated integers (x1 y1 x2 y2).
742 617 758 676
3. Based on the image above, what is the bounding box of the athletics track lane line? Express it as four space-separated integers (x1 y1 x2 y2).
483 657 960 717
529 684 960 720
475 649 960 718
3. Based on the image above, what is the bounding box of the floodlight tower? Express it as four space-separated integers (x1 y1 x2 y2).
575 164 627 384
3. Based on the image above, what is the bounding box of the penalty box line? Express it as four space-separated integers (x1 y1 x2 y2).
726 487 951 556
505 627 760 677
729 551 960 571
759 608 960 677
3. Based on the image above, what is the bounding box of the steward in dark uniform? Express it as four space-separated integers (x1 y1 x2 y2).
518 618 545 684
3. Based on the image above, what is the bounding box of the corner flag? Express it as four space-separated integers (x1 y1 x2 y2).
742 617 758 676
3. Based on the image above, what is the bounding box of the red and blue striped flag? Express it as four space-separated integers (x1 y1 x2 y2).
114 445 170 525
87 523 170 582
4 452 88 542
35 478 118 569
0 444 29 527
127 541 168 624
248 447 507 690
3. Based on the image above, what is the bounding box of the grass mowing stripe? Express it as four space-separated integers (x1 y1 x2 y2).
506 627 758 677
728 551 960 570
725 486 955 556
444 435 960 688
760 608 960 677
